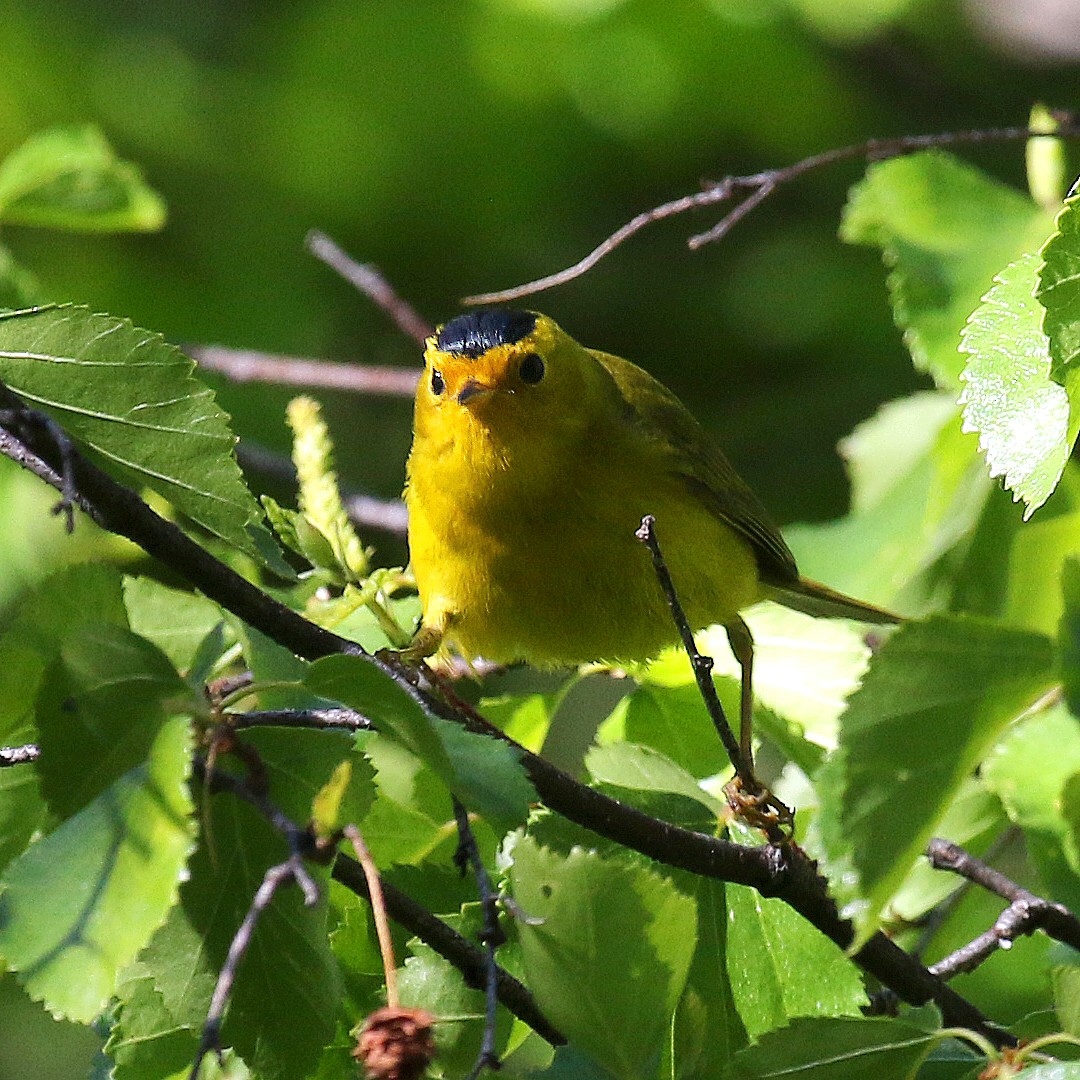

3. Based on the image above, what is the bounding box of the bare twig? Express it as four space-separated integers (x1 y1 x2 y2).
189 344 419 396
227 707 374 732
0 743 40 766
452 799 504 1080
190 855 320 1080
634 516 749 784
926 838 1080 979
343 824 400 1007
306 230 434 346
464 118 1080 305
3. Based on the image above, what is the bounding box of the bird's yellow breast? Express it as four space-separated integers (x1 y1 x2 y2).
404 319 762 666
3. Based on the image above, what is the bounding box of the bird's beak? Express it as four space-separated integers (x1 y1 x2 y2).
456 378 494 405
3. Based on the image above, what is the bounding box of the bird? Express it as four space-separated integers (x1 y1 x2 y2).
402 308 899 767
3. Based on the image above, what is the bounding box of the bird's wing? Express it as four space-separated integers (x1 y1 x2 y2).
593 349 798 586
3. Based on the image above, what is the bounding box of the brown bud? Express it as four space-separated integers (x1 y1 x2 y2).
354 1005 437 1080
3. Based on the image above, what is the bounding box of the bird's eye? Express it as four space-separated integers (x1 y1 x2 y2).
431 369 445 395
519 352 545 384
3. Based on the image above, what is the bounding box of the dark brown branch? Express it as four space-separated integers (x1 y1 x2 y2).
332 853 564 1047
0 388 1014 1049
306 230 434 346
0 743 40 766
927 838 1080 978
463 118 1080 305
188 345 419 396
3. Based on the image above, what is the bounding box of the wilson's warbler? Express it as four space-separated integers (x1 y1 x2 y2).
403 309 898 757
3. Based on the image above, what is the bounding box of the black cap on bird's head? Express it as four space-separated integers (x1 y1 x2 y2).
436 309 537 358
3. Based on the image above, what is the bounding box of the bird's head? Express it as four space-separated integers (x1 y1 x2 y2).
417 308 605 433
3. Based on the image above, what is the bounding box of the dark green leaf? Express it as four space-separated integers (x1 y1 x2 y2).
0 305 266 559
509 835 696 1080
36 622 194 819
725 1013 941 1080
1037 183 1080 386
0 125 165 233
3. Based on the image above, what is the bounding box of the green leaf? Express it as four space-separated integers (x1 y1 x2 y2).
725 825 866 1041
584 741 726 816
786 392 991 614
0 715 195 1022
821 615 1055 943
841 150 1054 388
307 654 535 832
725 1013 941 1080
959 252 1073 519
145 793 341 1080
123 576 228 674
1038 183 1080 387
0 305 267 560
397 907 514 1076
0 125 165 232
982 702 1080 910
35 622 195 819
509 836 696 1080
0 565 132 871
1053 954 1080 1038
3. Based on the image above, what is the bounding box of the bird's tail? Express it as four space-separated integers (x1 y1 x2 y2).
766 576 901 625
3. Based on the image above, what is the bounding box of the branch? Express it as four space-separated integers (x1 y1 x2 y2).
188 344 419 396
463 118 1080 305
926 838 1080 978
0 743 40 767
0 389 1013 1049
306 230 434 346
452 799 504 1079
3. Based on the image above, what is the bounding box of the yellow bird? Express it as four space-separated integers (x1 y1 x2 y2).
403 309 898 759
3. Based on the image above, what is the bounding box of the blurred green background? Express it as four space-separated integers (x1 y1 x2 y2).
1 0 1077 1074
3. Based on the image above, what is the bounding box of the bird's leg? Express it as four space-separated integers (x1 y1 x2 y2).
725 615 755 773
391 609 457 667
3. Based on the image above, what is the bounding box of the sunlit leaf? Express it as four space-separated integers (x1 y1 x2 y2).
841 150 1054 387
0 716 195 1022
819 615 1055 944
0 305 268 560
0 125 165 233
959 253 1073 519
510 836 696 1080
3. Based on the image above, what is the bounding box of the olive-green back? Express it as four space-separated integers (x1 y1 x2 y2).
592 349 798 587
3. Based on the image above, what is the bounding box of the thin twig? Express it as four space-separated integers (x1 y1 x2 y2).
227 707 374 732
464 118 1080 305
926 838 1080 978
452 799 504 1080
0 743 40 766
189 344 419 396
634 515 750 785
344 824 400 1007
190 855 320 1080
306 230 434 345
